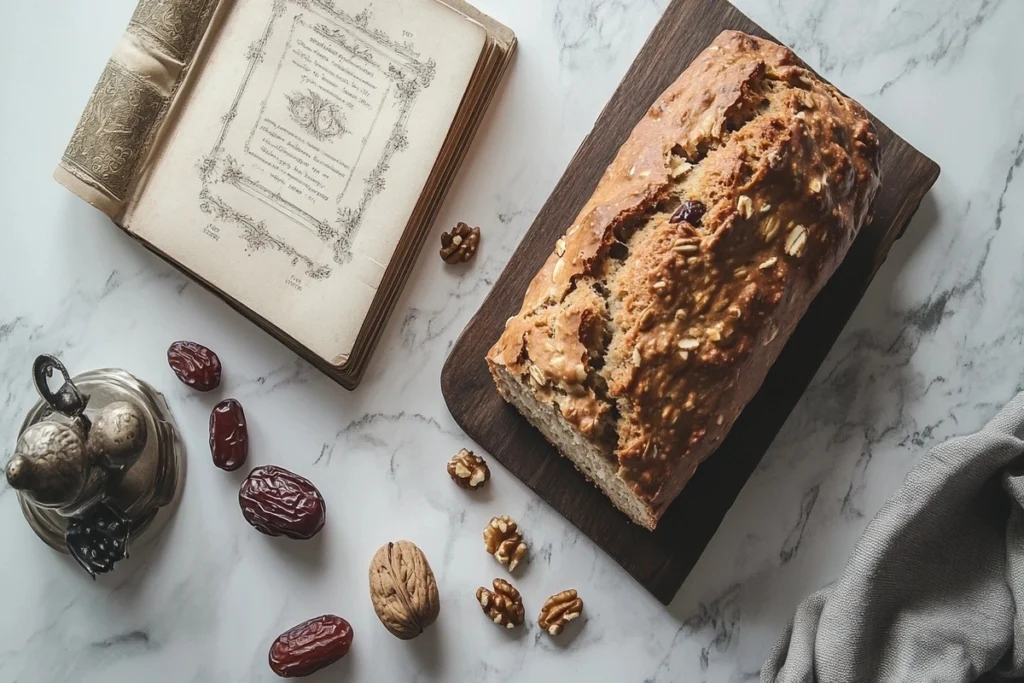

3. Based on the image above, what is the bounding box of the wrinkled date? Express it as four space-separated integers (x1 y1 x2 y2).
239 466 326 539
269 615 353 678
209 399 248 471
167 341 222 391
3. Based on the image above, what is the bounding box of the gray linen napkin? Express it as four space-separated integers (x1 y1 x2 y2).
761 391 1024 683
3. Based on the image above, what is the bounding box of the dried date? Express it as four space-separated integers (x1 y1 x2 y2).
239 466 325 539
167 341 222 391
209 399 248 471
269 614 353 678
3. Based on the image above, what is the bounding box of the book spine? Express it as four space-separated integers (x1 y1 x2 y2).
54 0 223 220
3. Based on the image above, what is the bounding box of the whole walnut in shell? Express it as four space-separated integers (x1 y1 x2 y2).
369 541 440 640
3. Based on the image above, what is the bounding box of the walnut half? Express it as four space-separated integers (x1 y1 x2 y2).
440 222 480 264
477 578 525 629
538 589 584 636
447 448 490 489
483 515 527 571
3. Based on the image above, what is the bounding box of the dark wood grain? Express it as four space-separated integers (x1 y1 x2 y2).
441 0 940 605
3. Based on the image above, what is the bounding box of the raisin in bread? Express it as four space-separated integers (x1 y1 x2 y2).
486 31 881 530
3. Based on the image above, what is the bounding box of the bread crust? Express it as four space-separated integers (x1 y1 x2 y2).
487 31 881 527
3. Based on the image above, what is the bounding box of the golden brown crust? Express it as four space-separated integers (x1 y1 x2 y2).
487 31 881 524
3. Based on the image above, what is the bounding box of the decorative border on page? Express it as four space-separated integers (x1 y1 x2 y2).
198 0 435 279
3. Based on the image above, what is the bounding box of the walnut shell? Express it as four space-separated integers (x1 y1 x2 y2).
369 541 440 640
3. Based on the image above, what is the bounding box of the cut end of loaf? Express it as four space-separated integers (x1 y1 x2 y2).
489 361 659 530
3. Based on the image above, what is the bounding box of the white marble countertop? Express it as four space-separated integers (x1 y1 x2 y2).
2 0 1022 681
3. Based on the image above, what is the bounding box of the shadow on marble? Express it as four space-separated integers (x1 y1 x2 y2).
297 647 359 683
468 484 496 505
854 191 942 320
407 613 452 671
534 612 586 650
262 523 328 575
0 485 187 611
103 483 188 601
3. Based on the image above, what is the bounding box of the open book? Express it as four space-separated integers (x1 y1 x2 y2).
56 0 515 389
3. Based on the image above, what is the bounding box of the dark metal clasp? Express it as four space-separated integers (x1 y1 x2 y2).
33 355 90 419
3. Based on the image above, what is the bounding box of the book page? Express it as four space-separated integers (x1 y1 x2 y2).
129 0 486 364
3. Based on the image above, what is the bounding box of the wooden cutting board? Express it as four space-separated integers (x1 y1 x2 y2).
441 0 940 604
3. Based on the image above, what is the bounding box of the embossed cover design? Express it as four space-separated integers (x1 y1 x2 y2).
58 0 222 208
130 0 218 60
54 0 516 389
62 62 166 201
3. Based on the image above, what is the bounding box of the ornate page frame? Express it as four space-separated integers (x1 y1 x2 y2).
198 0 435 279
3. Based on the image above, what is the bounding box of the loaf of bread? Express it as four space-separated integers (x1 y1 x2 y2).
486 31 881 530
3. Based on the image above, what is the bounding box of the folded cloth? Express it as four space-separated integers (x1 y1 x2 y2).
762 392 1024 683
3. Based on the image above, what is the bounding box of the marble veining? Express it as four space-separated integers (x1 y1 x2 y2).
1 0 1023 681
